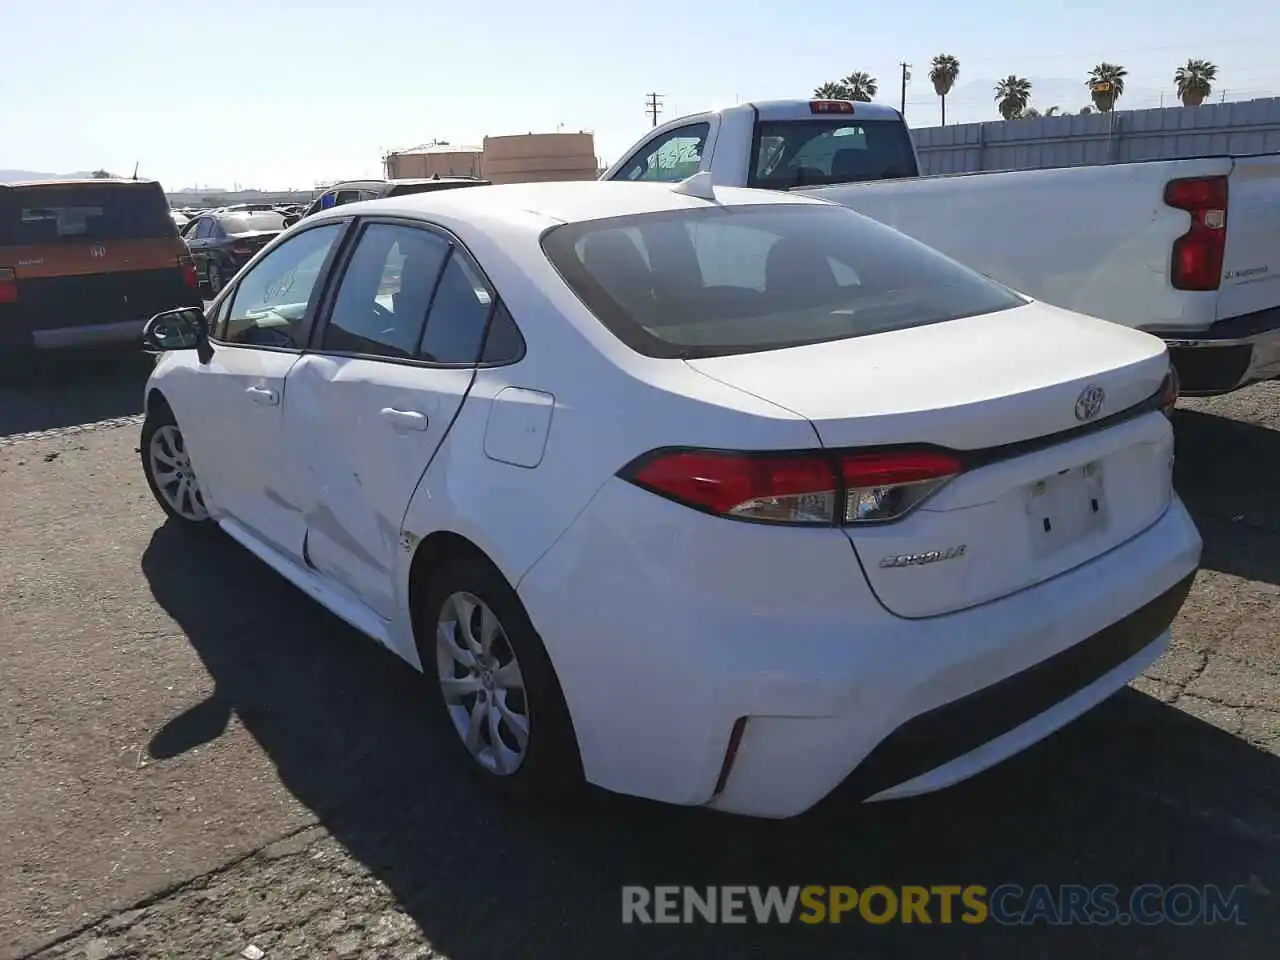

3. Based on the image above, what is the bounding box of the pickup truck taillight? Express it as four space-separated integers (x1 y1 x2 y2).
0 267 18 303
1164 175 1227 291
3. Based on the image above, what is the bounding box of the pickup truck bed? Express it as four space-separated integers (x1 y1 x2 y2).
805 155 1280 395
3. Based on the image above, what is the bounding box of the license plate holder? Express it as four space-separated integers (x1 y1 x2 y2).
1025 460 1108 558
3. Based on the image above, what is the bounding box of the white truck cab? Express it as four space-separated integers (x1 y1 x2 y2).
603 99 920 190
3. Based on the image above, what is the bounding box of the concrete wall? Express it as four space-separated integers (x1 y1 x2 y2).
911 97 1280 175
166 188 315 208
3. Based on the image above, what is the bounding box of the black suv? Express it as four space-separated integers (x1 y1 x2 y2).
284 176 491 227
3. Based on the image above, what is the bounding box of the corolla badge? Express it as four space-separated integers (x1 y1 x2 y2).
1074 384 1105 422
879 545 967 568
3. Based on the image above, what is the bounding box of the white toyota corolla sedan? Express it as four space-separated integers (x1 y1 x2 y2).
138 178 1201 819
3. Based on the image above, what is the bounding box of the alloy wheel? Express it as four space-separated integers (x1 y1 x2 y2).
148 424 208 521
435 591 530 775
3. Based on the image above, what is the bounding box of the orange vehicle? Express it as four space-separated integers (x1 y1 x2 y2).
0 178 202 352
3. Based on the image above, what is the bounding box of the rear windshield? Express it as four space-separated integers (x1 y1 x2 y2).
221 212 285 234
541 203 1026 359
0 183 175 244
750 119 919 189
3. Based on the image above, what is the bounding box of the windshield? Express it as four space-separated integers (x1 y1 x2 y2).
0 183 175 243
541 203 1026 359
750 119 919 189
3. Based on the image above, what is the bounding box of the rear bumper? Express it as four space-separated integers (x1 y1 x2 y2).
1152 307 1280 395
0 296 201 351
30 319 147 349
517 476 1202 819
830 571 1192 804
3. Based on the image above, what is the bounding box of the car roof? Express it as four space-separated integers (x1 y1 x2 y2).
306 180 830 236
0 178 158 192
323 178 483 192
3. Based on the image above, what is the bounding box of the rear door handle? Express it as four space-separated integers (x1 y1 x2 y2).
380 407 429 431
245 385 279 406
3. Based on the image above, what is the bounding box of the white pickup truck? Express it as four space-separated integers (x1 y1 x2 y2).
601 99 1280 396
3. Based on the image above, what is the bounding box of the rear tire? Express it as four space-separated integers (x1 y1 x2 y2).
140 404 213 529
417 555 584 806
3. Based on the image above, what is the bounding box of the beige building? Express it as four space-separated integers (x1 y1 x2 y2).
384 132 600 184
481 132 599 184
384 143 484 180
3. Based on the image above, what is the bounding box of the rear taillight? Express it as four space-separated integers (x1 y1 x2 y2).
0 267 17 304
620 447 963 526
178 255 198 290
1164 175 1227 291
1158 366 1179 417
840 449 964 523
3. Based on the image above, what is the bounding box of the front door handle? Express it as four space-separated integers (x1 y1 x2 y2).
245 385 279 406
380 407 429 431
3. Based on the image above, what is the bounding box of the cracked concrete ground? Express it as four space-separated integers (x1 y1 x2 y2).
1 352 1278 959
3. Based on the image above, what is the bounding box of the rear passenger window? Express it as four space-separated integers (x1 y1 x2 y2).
420 251 495 364
479 302 525 364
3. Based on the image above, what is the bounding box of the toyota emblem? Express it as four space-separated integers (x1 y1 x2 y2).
1074 385 1105 422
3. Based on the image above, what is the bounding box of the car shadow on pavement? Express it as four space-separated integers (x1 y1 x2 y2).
0 346 152 438
140 522 1279 959
1173 407 1280 585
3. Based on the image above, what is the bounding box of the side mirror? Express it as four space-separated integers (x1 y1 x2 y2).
142 307 213 363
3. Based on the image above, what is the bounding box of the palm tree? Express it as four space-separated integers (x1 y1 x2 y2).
1175 59 1218 107
994 76 1032 120
1023 106 1061 119
90 169 113 178
813 81 852 100
1087 62 1128 112
929 54 960 126
842 71 878 102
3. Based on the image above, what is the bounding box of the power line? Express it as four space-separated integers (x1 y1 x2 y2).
645 92 664 128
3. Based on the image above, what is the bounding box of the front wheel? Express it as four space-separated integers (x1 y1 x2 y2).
141 406 212 527
419 556 583 804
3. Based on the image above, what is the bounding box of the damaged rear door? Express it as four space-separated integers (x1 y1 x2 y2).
284 219 495 618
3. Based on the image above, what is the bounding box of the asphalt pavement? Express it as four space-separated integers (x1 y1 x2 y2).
1 353 1277 959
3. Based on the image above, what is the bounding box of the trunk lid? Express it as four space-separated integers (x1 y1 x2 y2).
686 302 1176 618
229 229 279 254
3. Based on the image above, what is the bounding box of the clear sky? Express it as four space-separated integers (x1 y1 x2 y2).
4 0 1276 190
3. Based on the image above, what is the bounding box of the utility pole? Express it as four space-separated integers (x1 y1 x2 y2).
645 92 664 128
899 62 911 115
